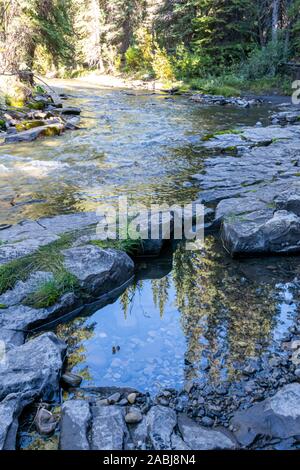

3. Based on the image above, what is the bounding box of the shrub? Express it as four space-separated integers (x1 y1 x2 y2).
125 46 146 72
152 44 175 81
240 41 287 79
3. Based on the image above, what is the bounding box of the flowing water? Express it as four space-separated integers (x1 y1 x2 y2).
1 79 299 395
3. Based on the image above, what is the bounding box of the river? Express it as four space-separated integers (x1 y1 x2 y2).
1 79 299 426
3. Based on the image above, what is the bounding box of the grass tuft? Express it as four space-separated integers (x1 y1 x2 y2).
0 233 74 295
23 270 79 309
90 237 143 256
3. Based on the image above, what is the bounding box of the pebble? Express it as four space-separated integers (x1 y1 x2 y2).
119 398 128 406
184 381 194 394
127 393 137 404
34 408 57 435
125 409 143 424
97 398 109 406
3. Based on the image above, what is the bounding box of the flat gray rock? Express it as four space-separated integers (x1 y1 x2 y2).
171 432 191 450
146 405 177 450
129 417 148 449
178 414 236 450
60 400 91 450
91 405 127 450
0 212 102 265
63 245 134 296
231 383 300 447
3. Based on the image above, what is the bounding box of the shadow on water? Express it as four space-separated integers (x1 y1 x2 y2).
55 237 300 395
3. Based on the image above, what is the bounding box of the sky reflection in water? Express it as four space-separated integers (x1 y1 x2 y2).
57 239 299 394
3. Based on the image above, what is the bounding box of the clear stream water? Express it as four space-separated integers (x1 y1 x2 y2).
1 79 299 395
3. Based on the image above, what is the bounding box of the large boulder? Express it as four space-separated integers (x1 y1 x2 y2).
231 383 300 447
62 245 134 297
60 400 91 450
221 210 300 257
178 414 236 450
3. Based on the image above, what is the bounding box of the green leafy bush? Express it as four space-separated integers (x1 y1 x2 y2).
240 41 287 79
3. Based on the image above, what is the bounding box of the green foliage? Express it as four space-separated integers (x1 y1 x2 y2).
201 129 242 141
125 46 147 72
5 95 26 108
15 120 45 131
34 85 45 94
240 41 288 79
27 101 45 110
124 27 175 82
90 237 143 256
24 270 78 308
0 233 74 295
28 0 74 68
186 76 242 96
152 44 175 82
172 44 202 79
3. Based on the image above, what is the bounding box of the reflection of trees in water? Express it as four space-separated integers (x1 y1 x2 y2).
55 237 279 388
172 237 277 384
56 317 96 382
151 277 170 318
119 280 140 319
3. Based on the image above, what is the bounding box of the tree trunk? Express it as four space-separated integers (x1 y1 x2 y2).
272 0 280 42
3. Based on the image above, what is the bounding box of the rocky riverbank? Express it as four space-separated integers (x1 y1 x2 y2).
192 105 300 257
1 92 300 450
0 88 81 144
